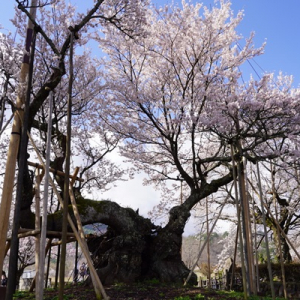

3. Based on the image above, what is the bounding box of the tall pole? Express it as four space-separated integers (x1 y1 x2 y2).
5 23 37 300
34 168 42 299
256 162 275 300
270 162 287 299
206 197 211 288
250 164 260 293
243 158 256 295
38 91 53 299
0 0 37 276
58 30 74 300
230 144 248 300
236 156 252 294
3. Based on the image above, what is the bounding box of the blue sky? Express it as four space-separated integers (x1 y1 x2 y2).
1 0 300 87
1 1 300 234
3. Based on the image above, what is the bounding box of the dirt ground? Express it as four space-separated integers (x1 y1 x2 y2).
37 283 241 300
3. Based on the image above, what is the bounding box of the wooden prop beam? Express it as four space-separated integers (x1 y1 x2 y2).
69 169 107 300
27 161 84 182
50 238 76 246
17 229 76 239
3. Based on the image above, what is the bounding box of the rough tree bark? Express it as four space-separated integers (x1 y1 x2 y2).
19 195 198 285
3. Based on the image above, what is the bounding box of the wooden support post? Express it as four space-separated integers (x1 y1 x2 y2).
250 173 260 293
17 228 75 239
206 197 211 289
38 89 53 300
230 144 248 300
34 168 44 299
242 159 256 295
256 162 276 300
54 245 60 289
237 157 252 295
0 0 37 276
271 162 287 299
59 29 74 300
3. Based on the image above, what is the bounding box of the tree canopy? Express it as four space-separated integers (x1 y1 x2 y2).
1 0 300 286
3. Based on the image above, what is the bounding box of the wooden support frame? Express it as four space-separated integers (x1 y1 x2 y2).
28 131 108 300
27 161 84 182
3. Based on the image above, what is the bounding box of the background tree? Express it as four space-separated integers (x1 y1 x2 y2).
247 156 300 263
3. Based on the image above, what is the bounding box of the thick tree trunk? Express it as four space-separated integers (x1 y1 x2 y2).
19 196 197 285
87 209 197 285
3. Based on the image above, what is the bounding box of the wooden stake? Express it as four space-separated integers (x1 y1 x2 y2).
230 225 239 290
45 239 52 288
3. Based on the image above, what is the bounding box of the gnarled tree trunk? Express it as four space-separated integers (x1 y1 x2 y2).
19 196 198 285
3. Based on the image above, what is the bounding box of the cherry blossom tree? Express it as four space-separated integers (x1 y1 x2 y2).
95 0 300 283
0 0 153 286
1 0 300 286
0 0 149 209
